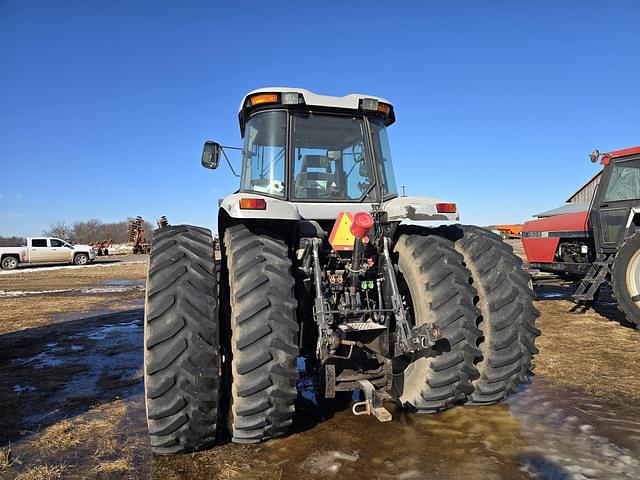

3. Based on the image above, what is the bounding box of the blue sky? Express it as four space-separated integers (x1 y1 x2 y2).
1 1 638 236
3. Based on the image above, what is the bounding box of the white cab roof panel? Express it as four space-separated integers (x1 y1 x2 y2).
239 87 393 113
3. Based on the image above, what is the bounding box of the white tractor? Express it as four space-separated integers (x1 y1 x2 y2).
143 88 540 453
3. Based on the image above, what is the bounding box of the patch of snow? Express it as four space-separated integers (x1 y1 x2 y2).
72 319 141 341
13 384 37 393
0 284 144 297
15 351 65 368
0 260 145 276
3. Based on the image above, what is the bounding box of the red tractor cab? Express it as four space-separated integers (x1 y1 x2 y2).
522 146 640 326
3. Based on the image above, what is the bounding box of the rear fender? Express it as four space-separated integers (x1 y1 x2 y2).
219 193 300 221
217 194 300 254
382 196 458 222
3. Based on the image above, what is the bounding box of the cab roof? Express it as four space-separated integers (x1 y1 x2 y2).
599 146 640 165
238 87 395 135
239 87 394 114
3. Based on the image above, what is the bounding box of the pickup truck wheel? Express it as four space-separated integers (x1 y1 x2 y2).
74 253 89 265
1 256 18 270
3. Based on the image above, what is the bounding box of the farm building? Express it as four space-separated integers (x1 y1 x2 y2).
566 170 602 204
533 169 602 218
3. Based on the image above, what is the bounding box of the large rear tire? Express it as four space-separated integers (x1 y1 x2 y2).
144 225 220 454
224 225 299 443
445 225 540 404
392 233 482 412
611 230 640 327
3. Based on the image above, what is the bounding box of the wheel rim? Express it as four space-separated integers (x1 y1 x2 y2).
4 258 16 268
77 256 87 265
625 249 640 303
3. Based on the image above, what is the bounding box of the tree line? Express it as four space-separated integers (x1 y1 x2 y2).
0 218 155 246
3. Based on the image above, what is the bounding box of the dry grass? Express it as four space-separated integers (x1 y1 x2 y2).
0 259 146 335
93 457 132 475
0 290 143 335
534 298 640 401
6 400 133 478
14 464 66 480
33 417 114 451
32 400 128 453
0 444 19 471
0 261 147 292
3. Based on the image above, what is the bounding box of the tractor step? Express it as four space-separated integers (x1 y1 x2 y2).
351 379 392 422
572 254 614 302
338 322 387 332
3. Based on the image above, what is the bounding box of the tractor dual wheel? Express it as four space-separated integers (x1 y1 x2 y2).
392 233 482 411
223 225 299 443
144 225 220 454
612 230 640 328
444 225 540 404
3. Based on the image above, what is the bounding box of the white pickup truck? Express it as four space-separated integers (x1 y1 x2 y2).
0 237 96 270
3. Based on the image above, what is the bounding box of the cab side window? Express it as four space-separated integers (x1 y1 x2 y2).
50 239 65 247
31 239 47 247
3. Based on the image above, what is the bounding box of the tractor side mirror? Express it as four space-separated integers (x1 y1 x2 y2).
202 141 221 169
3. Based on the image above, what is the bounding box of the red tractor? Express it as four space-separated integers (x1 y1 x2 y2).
522 146 640 327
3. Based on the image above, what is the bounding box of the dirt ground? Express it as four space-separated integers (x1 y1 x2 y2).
1 250 640 479
0 259 146 335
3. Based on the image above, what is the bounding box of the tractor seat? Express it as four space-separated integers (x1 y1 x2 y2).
295 155 336 198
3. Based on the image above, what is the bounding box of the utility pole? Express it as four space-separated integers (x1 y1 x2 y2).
401 185 406 197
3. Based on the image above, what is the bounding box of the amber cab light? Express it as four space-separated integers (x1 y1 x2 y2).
436 203 457 213
377 103 391 114
249 93 279 106
239 198 267 210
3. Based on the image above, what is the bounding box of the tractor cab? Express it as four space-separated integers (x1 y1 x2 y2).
236 89 398 204
202 88 460 229
590 146 640 254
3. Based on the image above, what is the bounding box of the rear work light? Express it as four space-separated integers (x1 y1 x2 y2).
360 98 392 115
239 198 267 210
436 203 457 214
248 93 279 106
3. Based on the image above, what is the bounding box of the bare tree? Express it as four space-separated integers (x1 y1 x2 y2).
0 236 24 247
38 217 155 245
72 219 103 244
43 220 73 240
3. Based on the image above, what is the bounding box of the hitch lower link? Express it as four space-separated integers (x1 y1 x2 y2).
352 379 392 422
380 237 441 356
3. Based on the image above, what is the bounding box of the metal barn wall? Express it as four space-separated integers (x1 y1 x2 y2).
567 171 602 204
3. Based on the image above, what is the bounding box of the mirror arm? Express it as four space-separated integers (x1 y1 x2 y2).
221 147 241 177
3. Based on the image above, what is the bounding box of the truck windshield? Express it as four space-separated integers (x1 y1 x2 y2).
241 111 287 197
369 118 398 198
292 113 375 201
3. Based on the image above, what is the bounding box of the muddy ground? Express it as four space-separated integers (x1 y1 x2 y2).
1 249 640 480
